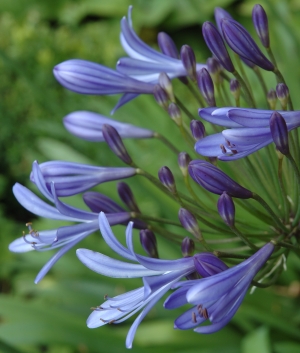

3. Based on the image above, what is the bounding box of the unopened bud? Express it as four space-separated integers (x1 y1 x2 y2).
190 120 205 141
140 229 159 258
102 124 132 165
276 83 289 110
159 73 175 102
270 111 289 155
178 152 192 177
178 208 201 238
117 182 140 212
194 252 228 277
168 103 182 126
230 79 241 101
153 84 169 110
197 68 216 106
158 166 176 193
180 45 197 81
181 237 195 257
252 4 270 48
217 192 235 226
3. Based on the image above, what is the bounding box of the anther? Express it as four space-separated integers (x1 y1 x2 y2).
220 144 227 154
202 308 209 320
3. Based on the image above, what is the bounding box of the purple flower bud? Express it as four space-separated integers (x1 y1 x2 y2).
181 237 195 257
153 84 169 110
214 7 233 33
217 192 235 226
206 57 222 76
221 19 274 71
159 73 175 102
158 166 176 193
117 182 140 212
267 89 277 110
190 120 205 141
193 252 228 277
197 68 216 106
168 103 182 125
276 83 290 109
178 208 201 237
178 152 192 177
270 111 290 155
180 45 197 81
139 229 159 258
188 160 253 198
157 32 179 59
102 124 132 165
202 22 235 73
230 79 241 100
83 192 124 213
252 4 270 48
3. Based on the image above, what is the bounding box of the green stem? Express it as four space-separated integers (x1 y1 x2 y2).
175 95 196 121
286 152 300 226
154 133 181 154
131 212 182 227
252 193 288 232
277 156 289 223
233 70 256 108
253 66 269 104
230 225 259 250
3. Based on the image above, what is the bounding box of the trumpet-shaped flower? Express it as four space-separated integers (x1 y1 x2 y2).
63 111 154 142
76 213 225 348
196 107 300 160
165 243 274 333
30 160 137 197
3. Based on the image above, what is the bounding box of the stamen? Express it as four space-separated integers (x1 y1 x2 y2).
220 144 227 154
202 308 209 320
192 312 197 323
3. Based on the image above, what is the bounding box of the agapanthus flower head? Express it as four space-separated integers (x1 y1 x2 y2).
63 111 154 142
165 243 274 333
188 160 253 198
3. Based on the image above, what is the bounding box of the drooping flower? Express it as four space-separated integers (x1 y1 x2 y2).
195 107 300 160
76 212 226 348
164 243 274 333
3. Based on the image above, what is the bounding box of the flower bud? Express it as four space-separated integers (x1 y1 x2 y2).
158 166 176 193
188 160 253 198
180 45 197 81
267 89 277 110
117 182 140 212
202 22 235 73
181 237 195 257
153 84 169 110
193 252 228 277
178 208 201 238
102 124 133 165
190 120 205 141
157 32 179 58
168 103 182 126
214 7 233 34
217 192 235 226
270 111 290 155
159 72 175 102
276 83 289 110
252 4 270 48
221 18 274 71
178 152 192 177
197 68 216 106
139 229 159 258
230 79 241 101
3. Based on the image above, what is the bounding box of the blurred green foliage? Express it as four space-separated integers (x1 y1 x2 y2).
1 0 300 352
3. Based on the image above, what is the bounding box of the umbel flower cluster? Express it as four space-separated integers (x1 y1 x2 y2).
10 4 300 349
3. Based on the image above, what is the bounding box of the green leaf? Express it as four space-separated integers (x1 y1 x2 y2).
241 326 271 353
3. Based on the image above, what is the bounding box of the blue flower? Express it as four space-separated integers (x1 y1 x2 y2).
196 107 300 160
165 243 274 333
77 213 226 348
9 162 135 283
63 111 154 142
